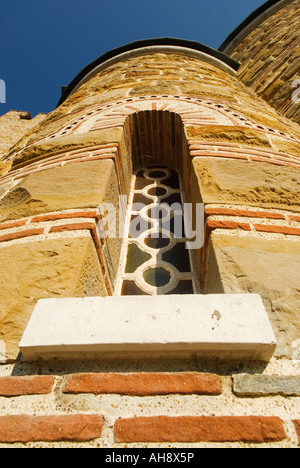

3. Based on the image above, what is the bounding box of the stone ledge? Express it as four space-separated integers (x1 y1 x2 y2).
19 294 276 362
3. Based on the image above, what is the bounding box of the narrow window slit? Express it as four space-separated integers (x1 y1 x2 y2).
118 166 200 296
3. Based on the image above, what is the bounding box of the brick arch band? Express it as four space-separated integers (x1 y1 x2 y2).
47 94 297 142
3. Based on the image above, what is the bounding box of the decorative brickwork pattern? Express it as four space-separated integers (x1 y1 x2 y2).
42 95 300 143
3 94 299 167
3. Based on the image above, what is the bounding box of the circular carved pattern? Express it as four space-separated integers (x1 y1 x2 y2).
119 166 199 296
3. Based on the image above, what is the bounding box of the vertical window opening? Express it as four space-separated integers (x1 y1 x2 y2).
116 166 201 296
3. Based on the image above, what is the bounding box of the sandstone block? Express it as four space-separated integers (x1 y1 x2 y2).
0 414 103 443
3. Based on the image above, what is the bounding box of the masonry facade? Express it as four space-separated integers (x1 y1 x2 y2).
0 0 299 447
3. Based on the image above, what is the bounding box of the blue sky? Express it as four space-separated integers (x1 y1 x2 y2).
0 0 267 117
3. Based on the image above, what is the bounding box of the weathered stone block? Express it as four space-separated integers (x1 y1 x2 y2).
193 157 300 211
233 374 300 397
0 234 106 361
19 294 276 361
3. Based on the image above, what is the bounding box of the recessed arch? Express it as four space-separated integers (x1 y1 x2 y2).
114 108 203 296
129 110 185 170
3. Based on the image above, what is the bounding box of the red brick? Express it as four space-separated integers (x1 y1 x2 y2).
0 414 103 443
89 225 105 269
293 420 300 445
0 376 55 397
248 156 300 168
0 228 44 243
205 208 285 220
63 373 222 396
114 416 286 444
63 154 114 165
249 156 273 163
253 224 300 236
0 220 28 231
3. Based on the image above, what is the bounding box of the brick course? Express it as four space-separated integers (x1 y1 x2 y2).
253 224 300 236
49 222 96 234
233 375 300 397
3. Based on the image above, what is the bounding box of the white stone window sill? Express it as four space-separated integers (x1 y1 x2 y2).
19 294 277 362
